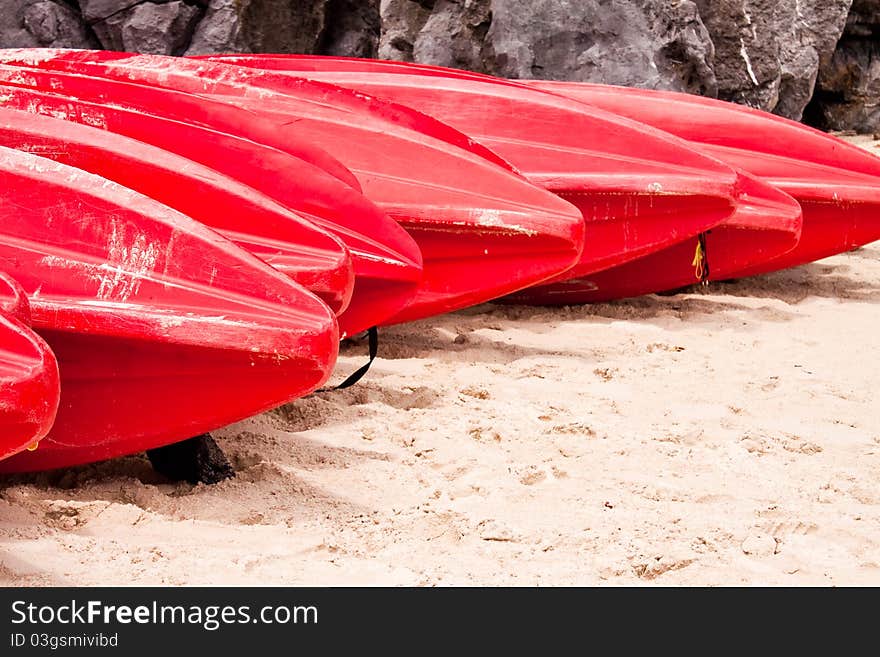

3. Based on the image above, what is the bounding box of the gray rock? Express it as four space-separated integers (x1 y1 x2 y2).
186 0 326 55
641 0 718 95
378 0 432 61
694 0 780 110
695 0 852 119
321 0 381 58
488 0 717 95
809 0 880 132
76 0 142 24
184 0 244 54
238 0 327 53
412 0 491 72
1 0 98 49
777 0 853 119
92 1 202 54
186 0 379 56
382 0 718 94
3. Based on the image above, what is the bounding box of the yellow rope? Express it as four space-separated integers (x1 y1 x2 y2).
692 233 710 284
692 240 705 281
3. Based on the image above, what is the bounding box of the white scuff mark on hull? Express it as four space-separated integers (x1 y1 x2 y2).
43 105 74 123
40 221 162 304
461 208 539 236
0 49 65 66
3 71 38 87
473 208 503 226
349 249 412 268
95 221 161 302
80 109 108 130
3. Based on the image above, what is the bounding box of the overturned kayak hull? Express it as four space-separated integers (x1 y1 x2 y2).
0 50 587 324
523 80 880 276
194 53 746 280
0 69 422 337
0 273 59 461
680 145 880 277
0 107 355 316
192 54 813 302
0 147 338 473
12 331 326 470
508 170 803 303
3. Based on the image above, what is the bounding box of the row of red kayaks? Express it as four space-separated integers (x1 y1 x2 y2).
2 49 879 474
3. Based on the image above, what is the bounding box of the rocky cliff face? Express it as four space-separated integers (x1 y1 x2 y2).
185 0 380 57
694 0 852 121
379 1 719 95
0 0 877 131
3 0 381 57
807 0 880 132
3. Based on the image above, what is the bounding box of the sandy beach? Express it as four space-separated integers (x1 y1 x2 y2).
1 137 879 587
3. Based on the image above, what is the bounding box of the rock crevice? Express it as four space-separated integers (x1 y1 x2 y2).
807 0 880 132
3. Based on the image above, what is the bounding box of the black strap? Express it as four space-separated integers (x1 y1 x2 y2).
318 326 379 392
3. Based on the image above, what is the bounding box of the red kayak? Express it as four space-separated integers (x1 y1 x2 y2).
0 50 586 324
0 273 59 461
0 147 339 472
507 171 802 302
523 80 880 276
193 54 760 282
0 84 421 337
0 107 355 316
191 54 809 302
